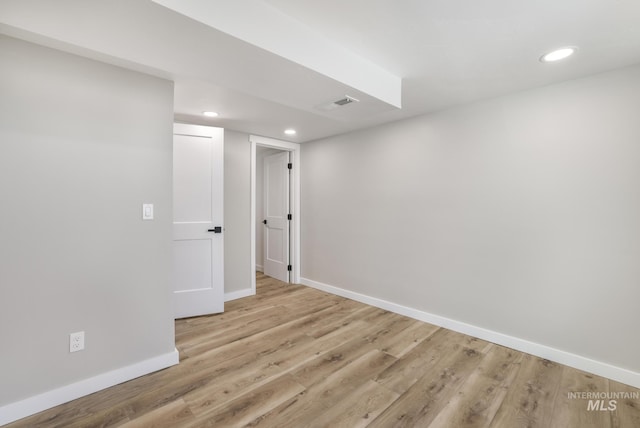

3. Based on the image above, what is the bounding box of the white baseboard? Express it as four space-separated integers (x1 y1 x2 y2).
300 277 640 389
256 264 264 272
0 348 179 426
225 288 255 302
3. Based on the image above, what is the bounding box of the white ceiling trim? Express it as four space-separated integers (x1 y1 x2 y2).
151 0 402 108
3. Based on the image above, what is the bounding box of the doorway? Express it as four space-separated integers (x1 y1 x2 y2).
250 135 300 293
258 148 290 282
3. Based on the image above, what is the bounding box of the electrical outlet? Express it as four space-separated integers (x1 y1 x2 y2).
70 331 85 353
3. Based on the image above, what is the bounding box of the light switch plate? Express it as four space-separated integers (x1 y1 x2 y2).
142 203 154 220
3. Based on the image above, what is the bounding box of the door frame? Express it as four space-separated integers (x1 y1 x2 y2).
250 135 300 292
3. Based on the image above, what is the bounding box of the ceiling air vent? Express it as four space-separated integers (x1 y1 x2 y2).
334 96 358 106
315 95 360 112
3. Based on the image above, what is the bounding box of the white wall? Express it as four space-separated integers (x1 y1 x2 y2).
0 35 176 411
224 130 253 295
301 64 640 381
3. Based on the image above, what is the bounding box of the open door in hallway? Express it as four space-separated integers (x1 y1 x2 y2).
263 150 290 282
172 124 224 318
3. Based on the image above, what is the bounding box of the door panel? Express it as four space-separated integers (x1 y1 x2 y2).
172 128 224 318
263 151 290 282
267 229 284 263
173 135 213 223
173 240 211 292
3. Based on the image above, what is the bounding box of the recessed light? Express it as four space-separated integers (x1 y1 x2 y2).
202 111 219 117
540 47 577 63
284 129 296 135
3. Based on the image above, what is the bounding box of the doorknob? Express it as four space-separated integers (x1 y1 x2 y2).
207 226 222 233
263 219 267 225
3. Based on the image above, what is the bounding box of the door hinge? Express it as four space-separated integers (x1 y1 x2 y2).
287 162 292 170
287 264 292 271
287 214 292 220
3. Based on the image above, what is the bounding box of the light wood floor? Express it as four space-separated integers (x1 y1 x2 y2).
8 273 640 427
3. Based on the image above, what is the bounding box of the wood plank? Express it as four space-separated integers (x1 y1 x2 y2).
548 368 612 428
289 310 417 388
248 349 397 427
609 380 640 428
361 312 422 349
117 399 195 428
183 375 306 428
304 304 382 338
379 320 440 358
490 354 564 427
368 337 487 427
240 308 414 395
180 298 338 357
427 345 523 428
180 302 340 370
289 334 379 388
374 328 487 395
183 319 374 417
305 380 399 428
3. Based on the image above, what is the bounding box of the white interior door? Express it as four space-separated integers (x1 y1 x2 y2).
263 151 290 282
172 125 224 318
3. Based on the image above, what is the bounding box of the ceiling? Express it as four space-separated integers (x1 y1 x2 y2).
1 0 640 143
